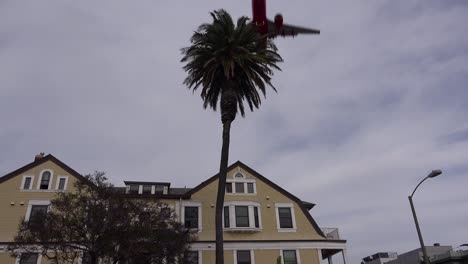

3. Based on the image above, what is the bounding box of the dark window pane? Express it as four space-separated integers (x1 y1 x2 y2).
226 183 232 193
283 250 297 264
235 183 244 193
184 251 199 264
58 178 66 190
224 206 230 228
254 207 259 228
155 185 164 194
23 177 32 190
142 185 152 194
235 206 249 227
129 185 139 194
184 207 198 228
20 253 38 264
29 205 48 227
247 183 254 193
237 250 251 264
279 208 293 228
40 171 51 189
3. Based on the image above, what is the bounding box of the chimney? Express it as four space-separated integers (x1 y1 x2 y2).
434 243 440 247
34 152 45 161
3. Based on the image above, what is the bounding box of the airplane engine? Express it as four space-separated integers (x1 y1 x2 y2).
274 13 283 29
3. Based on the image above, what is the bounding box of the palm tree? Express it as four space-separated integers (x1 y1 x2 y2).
181 9 282 264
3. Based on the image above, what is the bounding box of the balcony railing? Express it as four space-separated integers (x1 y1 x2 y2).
321 228 341 240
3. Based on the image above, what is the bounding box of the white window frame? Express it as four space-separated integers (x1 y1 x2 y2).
36 170 54 190
223 201 262 230
25 200 50 221
20 175 34 190
280 249 301 264
15 252 42 264
55 176 69 191
181 201 202 232
275 203 297 232
226 179 257 195
233 249 255 264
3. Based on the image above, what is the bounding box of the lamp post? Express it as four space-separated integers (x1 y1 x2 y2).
409 169 442 264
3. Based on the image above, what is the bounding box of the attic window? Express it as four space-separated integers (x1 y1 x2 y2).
234 172 244 179
39 171 52 190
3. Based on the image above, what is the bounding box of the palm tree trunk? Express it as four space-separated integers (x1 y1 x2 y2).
215 119 231 264
216 85 237 264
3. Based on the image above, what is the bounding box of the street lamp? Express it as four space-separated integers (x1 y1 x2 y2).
409 169 442 264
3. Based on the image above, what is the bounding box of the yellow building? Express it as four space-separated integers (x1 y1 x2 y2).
0 154 347 264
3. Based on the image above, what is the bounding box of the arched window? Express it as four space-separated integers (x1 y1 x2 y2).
39 171 52 190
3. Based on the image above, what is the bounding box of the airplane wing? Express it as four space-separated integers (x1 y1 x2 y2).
267 20 320 38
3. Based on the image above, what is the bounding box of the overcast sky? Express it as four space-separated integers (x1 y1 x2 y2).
1 0 467 263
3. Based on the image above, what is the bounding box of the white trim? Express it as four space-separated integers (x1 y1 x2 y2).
199 249 203 264
233 249 254 264
151 185 156 194
188 241 346 251
138 185 143 194
280 249 301 264
275 203 297 232
25 200 51 221
55 176 69 191
15 252 42 264
226 179 257 195
36 170 53 190
181 201 202 232
318 248 323 264
20 175 34 190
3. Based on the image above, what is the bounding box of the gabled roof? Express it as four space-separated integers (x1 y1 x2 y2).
187 161 326 238
0 154 89 185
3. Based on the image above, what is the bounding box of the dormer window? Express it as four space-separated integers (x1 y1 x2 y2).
38 170 53 190
20 176 34 190
142 185 152 194
154 185 165 195
129 185 139 194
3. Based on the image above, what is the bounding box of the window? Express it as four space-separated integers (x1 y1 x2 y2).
226 181 256 195
184 251 199 264
224 202 261 230
184 207 199 229
278 208 293 228
142 185 152 194
283 250 298 264
29 205 48 226
19 253 38 264
129 185 139 194
234 172 244 178
154 185 164 194
275 203 296 231
235 183 244 193
21 176 33 190
56 176 68 191
226 183 232 193
224 206 230 228
254 207 259 228
235 206 249 227
247 183 254 193
57 178 66 190
39 171 52 190
236 250 251 264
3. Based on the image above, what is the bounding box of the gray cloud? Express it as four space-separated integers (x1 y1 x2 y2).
1 1 468 263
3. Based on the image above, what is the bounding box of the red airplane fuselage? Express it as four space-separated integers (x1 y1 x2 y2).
252 0 268 35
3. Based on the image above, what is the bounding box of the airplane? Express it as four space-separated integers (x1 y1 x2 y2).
251 0 320 38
